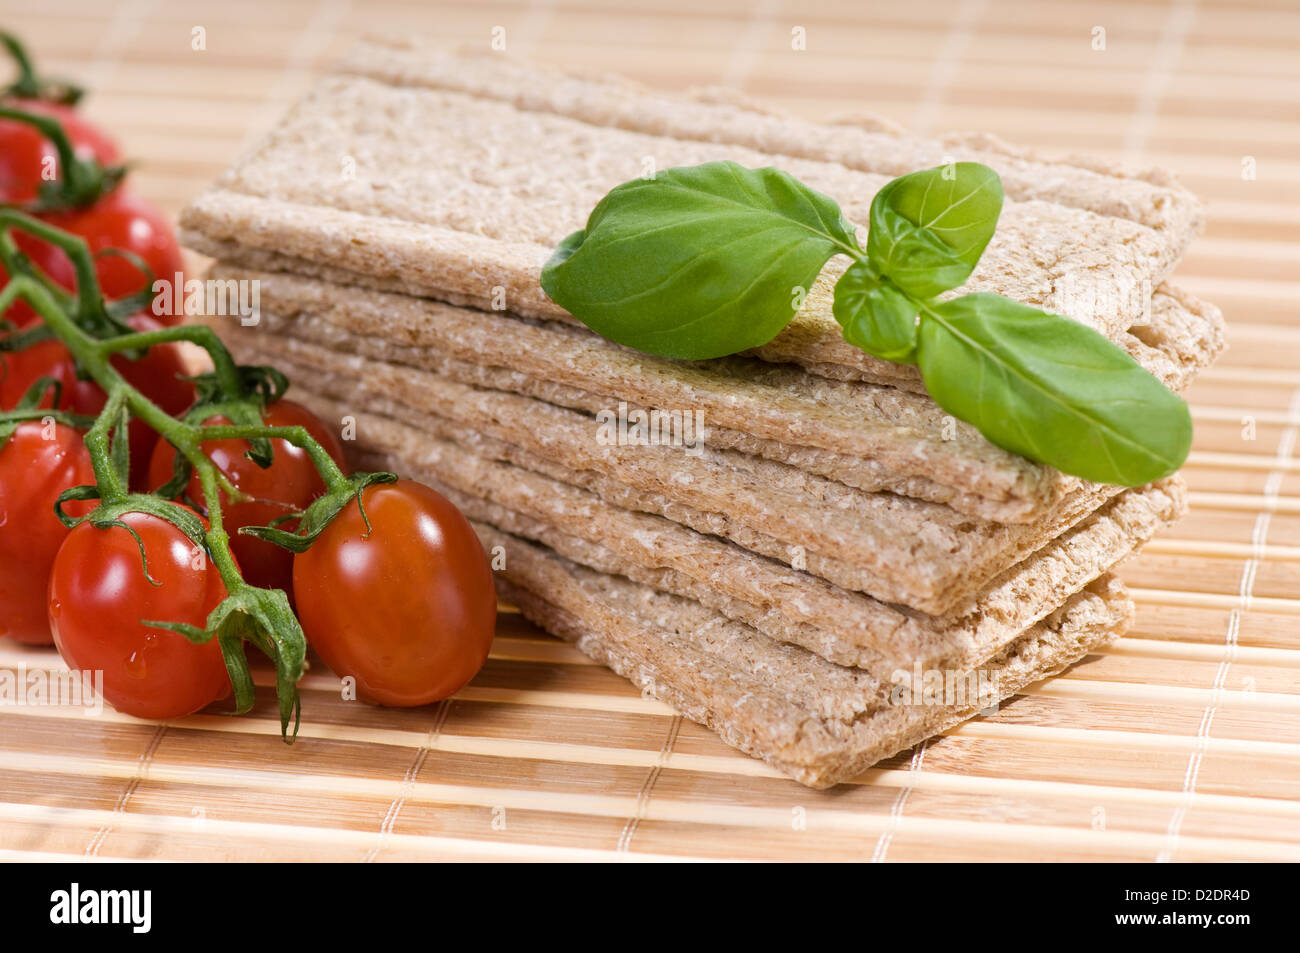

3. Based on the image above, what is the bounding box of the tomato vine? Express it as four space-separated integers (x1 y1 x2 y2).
0 209 397 736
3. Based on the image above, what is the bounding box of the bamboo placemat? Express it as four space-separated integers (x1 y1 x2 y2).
1 0 1298 862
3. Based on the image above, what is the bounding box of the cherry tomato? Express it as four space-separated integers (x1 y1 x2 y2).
148 399 348 595
40 190 183 313
0 99 120 205
0 215 76 328
0 419 95 644
48 509 232 720
292 480 497 706
0 336 98 410
1 189 184 328
0 314 195 484
0 103 133 327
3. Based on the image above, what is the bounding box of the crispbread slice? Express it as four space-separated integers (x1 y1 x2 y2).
340 38 1200 240
487 520 1133 788
210 265 1223 526
233 333 1106 613
181 40 1203 388
226 312 1192 614
280 381 1179 680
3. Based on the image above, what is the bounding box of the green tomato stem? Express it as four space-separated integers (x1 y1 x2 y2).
96 325 245 397
81 389 130 502
9 277 270 587
192 461 245 592
195 424 351 492
0 210 123 333
0 227 77 314
0 210 372 735
0 31 82 103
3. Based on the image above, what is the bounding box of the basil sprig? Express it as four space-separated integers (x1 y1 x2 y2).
541 160 1192 486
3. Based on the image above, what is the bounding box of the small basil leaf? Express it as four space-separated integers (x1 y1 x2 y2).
867 162 1003 299
917 293 1191 486
831 262 919 364
540 161 862 360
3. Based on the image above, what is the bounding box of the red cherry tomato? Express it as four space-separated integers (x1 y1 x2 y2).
0 336 98 410
0 314 195 484
1 189 184 328
48 509 232 720
0 419 95 644
0 98 120 204
292 480 497 706
148 399 348 595
0 103 132 327
40 190 184 312
0 219 77 328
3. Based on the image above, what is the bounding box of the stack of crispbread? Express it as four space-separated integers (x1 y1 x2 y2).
181 38 1224 788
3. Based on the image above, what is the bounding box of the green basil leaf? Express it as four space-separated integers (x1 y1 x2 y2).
917 293 1191 486
867 162 1003 299
540 161 862 360
831 261 919 364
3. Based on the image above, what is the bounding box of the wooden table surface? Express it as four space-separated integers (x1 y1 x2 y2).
1 0 1298 861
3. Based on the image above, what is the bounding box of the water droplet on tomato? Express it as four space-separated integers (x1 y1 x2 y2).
125 648 147 680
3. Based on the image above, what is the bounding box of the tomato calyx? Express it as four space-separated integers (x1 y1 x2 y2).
55 492 206 571
150 367 303 508
182 364 295 468
162 375 396 557
239 469 396 551
152 401 271 507
50 484 307 733
142 577 306 733
0 104 126 211
191 362 291 408
1 31 83 105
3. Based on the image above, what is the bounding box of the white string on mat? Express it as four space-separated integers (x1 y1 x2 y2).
910 0 986 135
870 739 928 863
719 0 783 91
361 699 451 863
237 0 352 151
617 715 682 853
511 0 557 62
1156 387 1300 862
1123 0 1198 163
85 722 167 858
